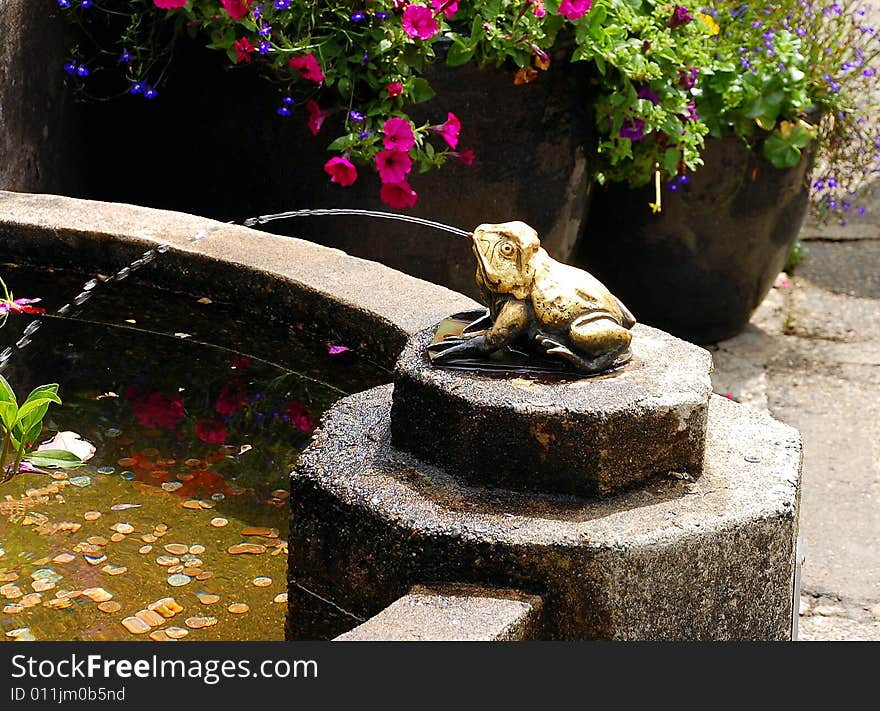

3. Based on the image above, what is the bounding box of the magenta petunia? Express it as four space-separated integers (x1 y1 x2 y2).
386 82 404 98
0 297 45 315
450 149 475 166
637 85 660 106
289 53 325 83
233 37 256 63
324 156 358 187
327 343 351 356
153 0 187 8
431 112 460 149
402 5 440 40
382 117 415 151
195 418 228 445
375 150 413 184
558 0 592 21
306 100 332 135
380 180 419 210
431 0 459 19
220 0 251 20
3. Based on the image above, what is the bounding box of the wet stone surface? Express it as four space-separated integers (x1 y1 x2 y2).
291 385 802 640
391 324 713 497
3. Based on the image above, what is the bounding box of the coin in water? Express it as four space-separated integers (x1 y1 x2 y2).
121 617 151 635
165 626 189 639
210 517 228 528
252 577 272 588
138 545 153 554
195 592 220 605
164 543 188 556
167 574 191 587
97 601 122 614
83 511 102 521
156 556 179 567
52 553 75 564
227 603 249 614
185 616 218 629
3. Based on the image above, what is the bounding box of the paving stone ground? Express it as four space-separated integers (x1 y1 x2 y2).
710 188 880 641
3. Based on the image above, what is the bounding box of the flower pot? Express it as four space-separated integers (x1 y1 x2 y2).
74 40 595 300
575 136 813 344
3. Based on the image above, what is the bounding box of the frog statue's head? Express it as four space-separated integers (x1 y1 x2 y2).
471 221 542 301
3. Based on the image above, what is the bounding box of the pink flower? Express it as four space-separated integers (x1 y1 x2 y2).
289 53 325 83
153 0 187 8
450 149 475 166
306 100 332 135
382 117 415 151
220 0 251 20
380 180 419 209
286 401 316 433
529 0 546 18
431 112 460 149
375 150 413 183
233 37 256 64
0 297 45 316
558 0 592 21
195 418 228 445
131 392 185 430
402 5 439 40
215 378 246 416
327 343 351 356
431 0 459 19
324 156 358 187
386 82 404 98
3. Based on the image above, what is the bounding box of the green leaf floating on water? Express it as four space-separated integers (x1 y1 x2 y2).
25 449 85 469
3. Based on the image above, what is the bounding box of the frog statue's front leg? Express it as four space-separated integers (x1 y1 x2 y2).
429 299 530 362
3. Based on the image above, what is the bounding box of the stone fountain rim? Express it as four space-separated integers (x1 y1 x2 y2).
0 190 478 368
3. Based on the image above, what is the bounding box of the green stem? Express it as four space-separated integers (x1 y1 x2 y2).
12 440 26 479
0 430 11 483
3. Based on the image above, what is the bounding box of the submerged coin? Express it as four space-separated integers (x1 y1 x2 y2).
252 577 272 588
149 629 172 642
121 617 151 635
168 565 185 574
167 574 191 587
32 580 55 593
119 471 136 480
210 493 225 501
189 544 205 555
111 523 134 535
3 603 24 614
141 534 157 543
6 627 35 640
20 593 42 608
155 524 169 533
195 592 220 605
273 593 287 604
0 573 18 583
227 543 266 555
184 616 218 629
165 626 189 639
184 458 202 468
83 554 107 566
210 517 228 528
136 609 165 627
87 536 108 547
83 587 113 603
101 564 127 576
198 500 215 509
227 603 249 614
69 476 92 488
105 428 122 438
97 601 122 614
155 556 179 567
242 527 279 538
164 544 188 556
52 553 75 564
109 533 125 543
117 457 137 467
149 597 183 617
182 500 202 510
83 511 102 521
138 545 153 555
270 489 289 501
97 466 116 475
195 571 214 581
161 481 183 492
47 598 72 610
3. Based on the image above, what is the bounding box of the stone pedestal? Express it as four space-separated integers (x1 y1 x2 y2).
289 384 802 640
392 325 712 497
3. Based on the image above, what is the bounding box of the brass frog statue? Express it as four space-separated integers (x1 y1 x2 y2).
429 221 636 374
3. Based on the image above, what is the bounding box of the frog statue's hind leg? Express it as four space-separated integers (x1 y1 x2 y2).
537 312 633 374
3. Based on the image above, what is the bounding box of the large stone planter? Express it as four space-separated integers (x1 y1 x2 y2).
575 137 813 344
72 39 594 299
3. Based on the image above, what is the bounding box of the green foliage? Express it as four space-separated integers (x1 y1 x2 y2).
784 239 807 273
0 374 83 484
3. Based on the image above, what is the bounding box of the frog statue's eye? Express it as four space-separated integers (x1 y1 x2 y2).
499 241 516 258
